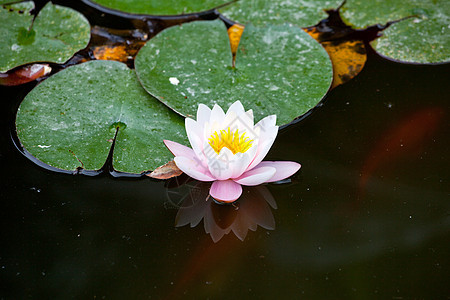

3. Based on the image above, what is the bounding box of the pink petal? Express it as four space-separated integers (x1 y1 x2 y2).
210 180 243 203
174 156 215 182
257 161 301 182
234 166 276 186
164 140 195 158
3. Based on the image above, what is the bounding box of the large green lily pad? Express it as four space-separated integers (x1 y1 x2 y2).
15 60 188 174
341 0 450 63
91 0 228 15
220 0 342 27
135 20 333 125
0 1 91 72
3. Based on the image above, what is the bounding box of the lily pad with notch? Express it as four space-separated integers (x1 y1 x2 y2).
135 19 333 125
15 60 188 174
0 1 91 72
341 0 450 63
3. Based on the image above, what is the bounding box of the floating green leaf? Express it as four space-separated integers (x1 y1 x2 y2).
91 0 228 15
135 20 332 125
16 60 188 174
0 1 91 72
341 0 450 63
220 0 342 27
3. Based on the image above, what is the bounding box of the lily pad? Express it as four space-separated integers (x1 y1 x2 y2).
0 1 91 72
15 60 188 174
220 0 343 27
341 0 450 63
91 0 228 15
135 20 333 125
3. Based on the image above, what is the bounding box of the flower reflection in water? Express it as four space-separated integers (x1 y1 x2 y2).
166 179 277 242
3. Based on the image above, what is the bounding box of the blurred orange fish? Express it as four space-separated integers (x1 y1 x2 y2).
359 106 445 193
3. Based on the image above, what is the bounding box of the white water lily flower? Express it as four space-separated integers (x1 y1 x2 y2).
164 101 301 203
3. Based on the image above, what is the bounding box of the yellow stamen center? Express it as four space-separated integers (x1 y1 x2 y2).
208 127 253 155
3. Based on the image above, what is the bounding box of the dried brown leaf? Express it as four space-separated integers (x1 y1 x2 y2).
0 64 51 86
305 27 367 88
227 23 245 68
147 160 183 180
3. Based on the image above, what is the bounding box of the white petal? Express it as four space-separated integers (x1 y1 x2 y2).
255 114 277 130
230 152 252 178
222 110 239 131
245 109 254 128
237 109 256 136
196 103 211 126
221 108 255 139
190 131 209 168
247 137 274 171
203 120 212 143
185 118 208 167
244 122 260 143
247 126 278 170
185 118 203 144
226 100 245 115
238 140 258 171
202 137 218 161
209 104 225 125
207 147 236 180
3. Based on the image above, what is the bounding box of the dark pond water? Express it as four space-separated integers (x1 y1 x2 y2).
1 2 449 299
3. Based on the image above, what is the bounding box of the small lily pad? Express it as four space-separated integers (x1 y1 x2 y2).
341 0 450 63
15 60 188 174
0 1 91 72
135 20 333 125
91 0 228 15
220 0 343 27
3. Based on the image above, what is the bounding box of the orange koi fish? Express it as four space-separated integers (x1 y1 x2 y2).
359 106 445 193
